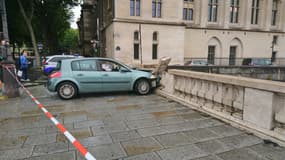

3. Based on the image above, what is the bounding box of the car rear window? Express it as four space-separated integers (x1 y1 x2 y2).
54 61 61 71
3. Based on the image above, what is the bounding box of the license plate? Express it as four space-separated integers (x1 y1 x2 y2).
151 80 156 87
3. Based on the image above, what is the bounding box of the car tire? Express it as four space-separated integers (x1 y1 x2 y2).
57 82 77 100
135 79 150 95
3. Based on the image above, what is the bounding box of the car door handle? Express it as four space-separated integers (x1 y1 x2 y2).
103 74 108 77
77 74 84 77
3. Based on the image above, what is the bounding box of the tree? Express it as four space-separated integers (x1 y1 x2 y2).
59 28 79 53
7 0 80 67
17 0 40 67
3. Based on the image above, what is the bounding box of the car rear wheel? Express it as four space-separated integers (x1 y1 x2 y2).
57 82 77 100
135 79 150 95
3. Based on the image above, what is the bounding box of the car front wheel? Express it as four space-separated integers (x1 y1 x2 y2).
135 79 150 95
57 82 77 100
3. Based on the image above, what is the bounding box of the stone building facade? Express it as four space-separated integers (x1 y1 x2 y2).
77 0 97 57
82 0 285 66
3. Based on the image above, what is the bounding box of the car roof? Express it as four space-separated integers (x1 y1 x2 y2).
62 57 119 62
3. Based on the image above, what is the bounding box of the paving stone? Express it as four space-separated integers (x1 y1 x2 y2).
91 121 129 135
150 110 177 119
249 143 285 160
0 116 40 131
195 139 232 154
183 128 219 142
24 133 57 146
180 112 209 121
110 130 142 142
126 113 155 121
122 137 163 156
76 135 113 148
7 127 46 137
57 127 92 143
157 116 185 125
62 111 88 124
73 119 104 129
124 152 162 160
24 151 76 160
192 155 223 160
157 144 207 160
0 135 27 150
32 142 68 156
137 126 169 137
0 147 33 160
175 108 196 115
154 132 196 148
126 118 160 129
77 143 126 160
208 125 243 137
219 134 262 149
217 148 266 160
45 123 74 134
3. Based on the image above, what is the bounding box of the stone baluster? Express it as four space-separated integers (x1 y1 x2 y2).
213 83 223 112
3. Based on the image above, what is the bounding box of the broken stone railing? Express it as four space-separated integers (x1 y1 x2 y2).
157 69 285 145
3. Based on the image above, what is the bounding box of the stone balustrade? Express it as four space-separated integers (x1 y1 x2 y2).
157 69 285 145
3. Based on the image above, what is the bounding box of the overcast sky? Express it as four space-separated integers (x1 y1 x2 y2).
71 5 81 29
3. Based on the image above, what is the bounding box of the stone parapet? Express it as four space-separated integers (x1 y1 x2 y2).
157 69 285 146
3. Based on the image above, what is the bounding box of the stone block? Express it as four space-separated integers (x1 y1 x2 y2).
154 132 195 148
243 88 274 130
124 152 161 160
157 144 207 160
77 143 126 160
121 137 163 156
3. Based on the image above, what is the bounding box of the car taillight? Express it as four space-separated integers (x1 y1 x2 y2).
49 71 61 78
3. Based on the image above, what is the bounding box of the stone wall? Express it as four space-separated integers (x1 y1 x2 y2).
168 65 285 82
157 69 285 145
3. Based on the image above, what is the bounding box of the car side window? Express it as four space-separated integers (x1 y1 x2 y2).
97 60 125 72
71 60 97 71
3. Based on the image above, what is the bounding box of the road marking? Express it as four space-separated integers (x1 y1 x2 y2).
1 64 96 160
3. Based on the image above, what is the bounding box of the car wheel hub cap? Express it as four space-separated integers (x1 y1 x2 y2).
62 85 73 96
141 82 148 91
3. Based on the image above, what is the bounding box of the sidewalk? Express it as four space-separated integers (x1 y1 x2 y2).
0 85 285 160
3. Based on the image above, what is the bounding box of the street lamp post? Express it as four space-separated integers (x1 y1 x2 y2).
0 0 19 98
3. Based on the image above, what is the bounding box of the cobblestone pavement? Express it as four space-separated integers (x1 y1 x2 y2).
1 85 285 160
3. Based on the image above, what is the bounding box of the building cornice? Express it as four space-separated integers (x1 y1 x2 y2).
112 18 285 34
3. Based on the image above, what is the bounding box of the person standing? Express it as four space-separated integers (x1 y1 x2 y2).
20 50 30 81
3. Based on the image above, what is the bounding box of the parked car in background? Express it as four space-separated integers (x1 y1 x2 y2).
42 55 82 75
185 60 209 66
47 58 160 100
242 58 272 66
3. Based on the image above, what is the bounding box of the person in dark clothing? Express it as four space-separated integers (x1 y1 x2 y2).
20 50 30 81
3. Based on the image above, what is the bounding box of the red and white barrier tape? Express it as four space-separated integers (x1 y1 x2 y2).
1 64 96 160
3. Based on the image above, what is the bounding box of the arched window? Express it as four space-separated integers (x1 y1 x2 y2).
207 37 222 65
229 38 243 65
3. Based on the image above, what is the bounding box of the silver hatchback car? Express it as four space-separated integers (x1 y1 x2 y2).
47 58 160 99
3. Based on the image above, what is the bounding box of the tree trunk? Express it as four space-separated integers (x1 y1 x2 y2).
17 0 40 67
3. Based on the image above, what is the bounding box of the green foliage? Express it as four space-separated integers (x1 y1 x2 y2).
59 28 79 51
6 0 80 53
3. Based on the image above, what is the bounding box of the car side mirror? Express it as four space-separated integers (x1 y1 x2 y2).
120 68 130 72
